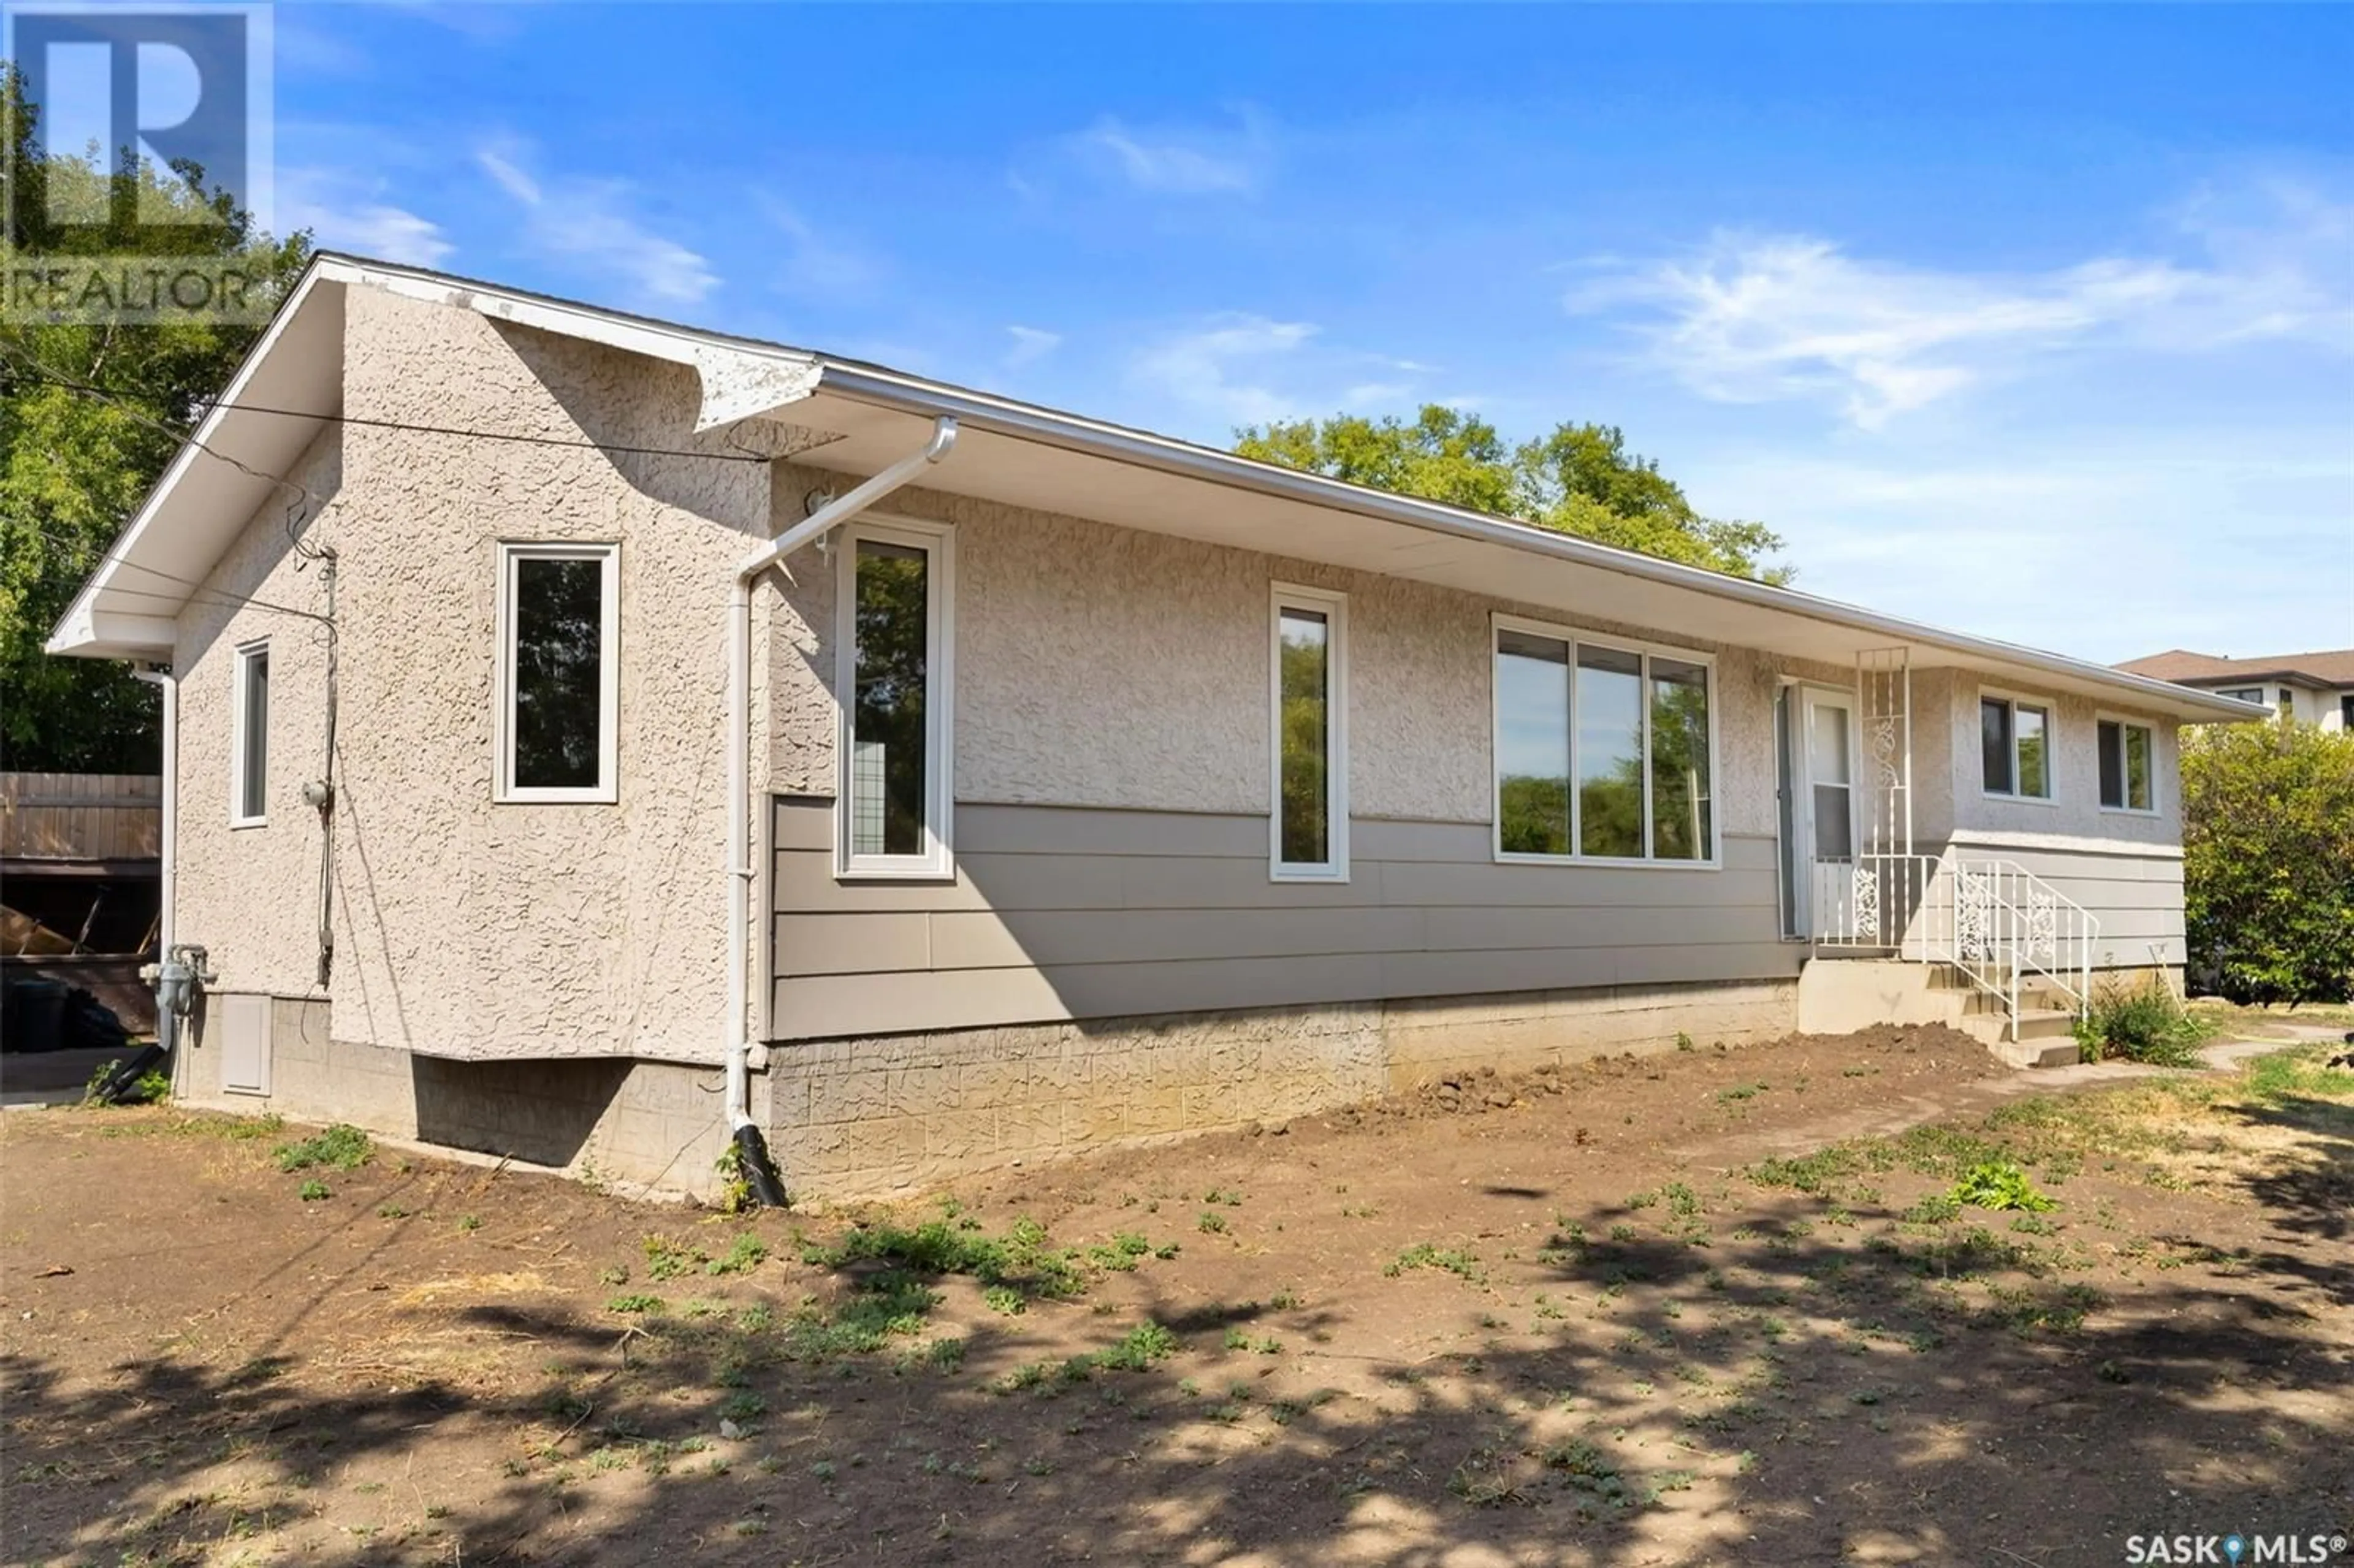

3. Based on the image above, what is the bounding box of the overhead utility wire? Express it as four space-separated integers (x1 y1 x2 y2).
0 364 780 466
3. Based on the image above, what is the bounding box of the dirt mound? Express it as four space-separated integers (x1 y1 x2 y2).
1320 1022 1994 1128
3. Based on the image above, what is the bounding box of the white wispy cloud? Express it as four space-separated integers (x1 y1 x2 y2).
1130 314 1321 428
281 167 453 267
1682 439 2354 661
753 194 884 300
1068 110 1270 196
1004 325 1062 368
1126 316 1453 433
1574 181 2354 428
476 140 717 306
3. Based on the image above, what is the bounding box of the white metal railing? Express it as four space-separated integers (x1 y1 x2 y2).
1811 852 2098 1041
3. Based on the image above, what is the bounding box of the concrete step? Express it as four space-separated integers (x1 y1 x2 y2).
1957 1007 2083 1065
1985 1036 2084 1070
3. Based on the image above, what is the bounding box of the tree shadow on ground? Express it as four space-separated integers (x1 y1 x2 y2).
9 1163 2351 1568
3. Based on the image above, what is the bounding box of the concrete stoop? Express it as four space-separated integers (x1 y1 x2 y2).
1799 957 2082 1069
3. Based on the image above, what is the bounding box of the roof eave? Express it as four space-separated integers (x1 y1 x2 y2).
807 362 2270 725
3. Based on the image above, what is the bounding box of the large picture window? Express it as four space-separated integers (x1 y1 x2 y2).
230 640 269 826
1271 584 1347 880
497 543 619 802
2097 718 2155 813
837 518 954 878
1980 693 2051 800
1493 617 1715 865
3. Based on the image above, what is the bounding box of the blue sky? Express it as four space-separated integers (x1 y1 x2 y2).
270 3 2353 663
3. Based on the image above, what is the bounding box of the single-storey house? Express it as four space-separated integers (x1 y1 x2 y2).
47 255 2260 1200
2117 648 2354 731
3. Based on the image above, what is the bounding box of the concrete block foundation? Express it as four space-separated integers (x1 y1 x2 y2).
170 978 1797 1201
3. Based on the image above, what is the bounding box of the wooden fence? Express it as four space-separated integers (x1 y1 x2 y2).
0 772 162 862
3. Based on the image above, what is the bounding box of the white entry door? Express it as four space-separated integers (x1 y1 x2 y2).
1781 688 1859 938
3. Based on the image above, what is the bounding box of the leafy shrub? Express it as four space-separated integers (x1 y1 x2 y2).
296 1179 331 1202
272 1124 372 1172
1089 1320 1177 1372
2181 721 2354 1004
706 1234 768 1276
1948 1160 2055 1213
802 1213 1084 1301
2075 976 2208 1067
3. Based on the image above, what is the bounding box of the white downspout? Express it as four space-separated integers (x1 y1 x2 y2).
132 669 177 953
722 417 957 1178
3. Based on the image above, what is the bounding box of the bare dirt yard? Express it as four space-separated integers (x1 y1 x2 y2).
4 1025 2350 1568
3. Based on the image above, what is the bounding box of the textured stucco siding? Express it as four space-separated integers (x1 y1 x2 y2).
173 428 345 999
173 283 771 1062
765 478 1795 834
1927 671 2183 848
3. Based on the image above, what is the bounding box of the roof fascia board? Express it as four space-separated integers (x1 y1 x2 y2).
326 256 823 431
809 362 2266 724
44 259 344 659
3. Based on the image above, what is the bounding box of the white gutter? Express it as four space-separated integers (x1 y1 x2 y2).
131 669 177 953
722 416 958 1163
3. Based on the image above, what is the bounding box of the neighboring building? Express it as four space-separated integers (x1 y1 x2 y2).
46 256 2258 1200
2117 649 2354 731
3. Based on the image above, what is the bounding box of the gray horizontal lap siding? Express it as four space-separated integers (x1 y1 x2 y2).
770 799 1796 1041
1941 839 2187 967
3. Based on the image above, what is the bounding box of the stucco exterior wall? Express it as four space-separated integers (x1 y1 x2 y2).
764 477 1794 836
173 283 771 1063
1924 672 2184 848
173 427 345 1000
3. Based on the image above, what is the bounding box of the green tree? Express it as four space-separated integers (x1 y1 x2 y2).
1235 406 1790 582
2180 720 2354 1005
0 64 310 770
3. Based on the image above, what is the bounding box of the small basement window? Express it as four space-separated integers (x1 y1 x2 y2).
1980 694 2051 800
497 542 619 802
837 517 955 878
230 640 269 826
2097 718 2155 813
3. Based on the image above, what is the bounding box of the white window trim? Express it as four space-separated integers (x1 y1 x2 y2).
1488 612 1722 870
835 513 956 881
2094 711 2162 816
493 541 620 804
1977 686 2057 805
1270 582 1349 883
228 637 270 828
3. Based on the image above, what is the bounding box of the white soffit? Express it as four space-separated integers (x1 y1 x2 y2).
786 391 2260 722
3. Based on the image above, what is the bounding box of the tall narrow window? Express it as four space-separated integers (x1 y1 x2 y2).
1495 629 1571 856
1648 657 1712 860
231 641 269 826
837 520 954 877
497 543 618 802
1575 645 1644 859
1979 695 2051 799
2097 718 2155 812
1271 585 1346 880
